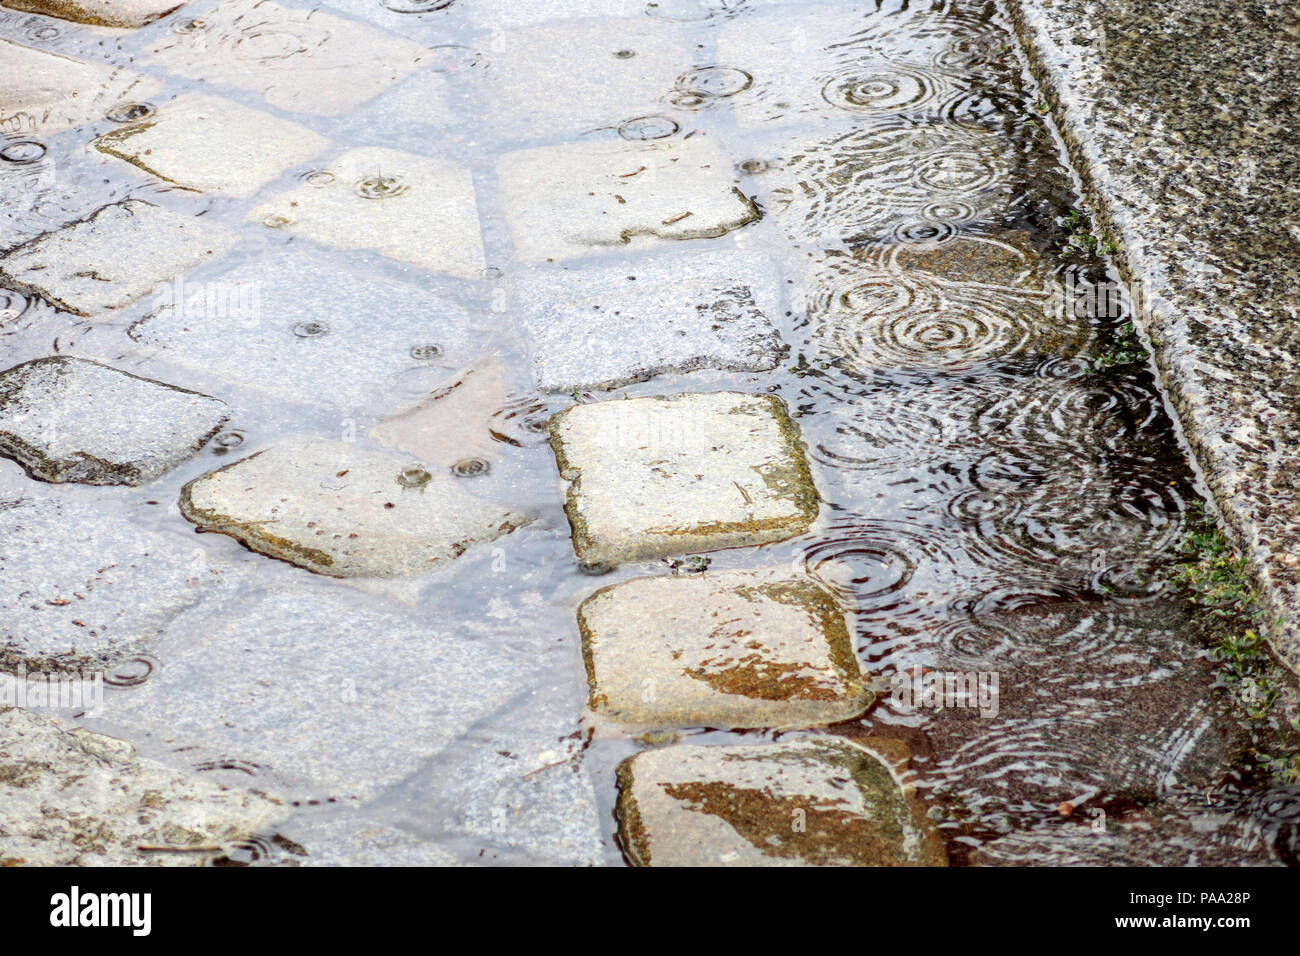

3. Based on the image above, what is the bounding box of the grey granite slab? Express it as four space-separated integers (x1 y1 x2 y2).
0 707 286 867
0 199 237 316
518 252 786 392
0 356 229 486
1006 0 1300 673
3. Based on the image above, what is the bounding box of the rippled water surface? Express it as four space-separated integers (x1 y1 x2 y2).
2 0 1298 865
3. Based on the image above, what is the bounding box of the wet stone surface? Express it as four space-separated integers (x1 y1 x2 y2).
0 37 162 134
549 392 819 567
617 736 948 867
580 569 871 730
0 199 236 316
1 0 185 29
0 706 286 867
128 248 482 413
146 0 428 117
0 356 229 485
497 138 761 263
249 146 485 279
95 590 527 803
94 93 330 198
179 438 532 578
519 252 786 392
0 489 246 672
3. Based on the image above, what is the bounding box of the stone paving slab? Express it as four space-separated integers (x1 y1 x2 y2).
147 0 429 117
0 491 244 672
430 679 605 865
179 438 531 578
497 138 761 263
249 146 485 279
550 391 819 567
0 356 229 486
99 590 527 802
477 17 693 143
94 93 330 198
2 0 184 28
371 358 504 471
0 38 162 134
273 815 466 867
519 252 785 393
616 736 947 866
128 248 482 412
1005 0 1300 674
0 199 237 316
579 569 871 730
0 707 286 867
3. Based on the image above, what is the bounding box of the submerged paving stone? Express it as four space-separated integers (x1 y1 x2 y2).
0 199 236 316
371 358 504 471
519 252 785 392
497 138 761 263
0 357 229 486
757 119 1018 248
430 680 605 865
1 0 184 27
478 17 694 142
94 93 330 198
579 569 872 730
0 492 244 671
101 591 526 802
616 737 948 866
274 815 466 867
147 0 428 117
0 707 286 867
128 248 482 412
179 438 531 578
550 392 819 567
0 38 162 134
799 233 1088 377
249 146 485 278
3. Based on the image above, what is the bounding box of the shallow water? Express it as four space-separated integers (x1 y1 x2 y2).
1 0 1297 865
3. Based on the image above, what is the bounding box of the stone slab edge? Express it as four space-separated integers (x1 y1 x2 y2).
1002 0 1300 673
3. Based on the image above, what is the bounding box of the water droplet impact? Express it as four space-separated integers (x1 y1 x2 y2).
427 44 482 73
382 0 455 11
736 158 769 175
173 17 208 33
0 289 30 324
292 321 329 338
618 115 679 141
613 49 636 59
213 430 244 454
409 344 443 361
397 466 432 489
106 102 155 123
676 66 753 98
26 24 60 40
301 169 335 187
480 266 503 280
666 91 710 110
355 174 409 200
104 656 158 688
0 141 45 164
263 214 294 229
451 458 490 478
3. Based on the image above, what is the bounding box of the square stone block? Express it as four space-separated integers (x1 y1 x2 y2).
579 569 870 729
497 138 760 263
549 391 819 567
95 93 329 198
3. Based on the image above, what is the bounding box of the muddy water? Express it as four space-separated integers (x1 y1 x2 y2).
2 0 1297 865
